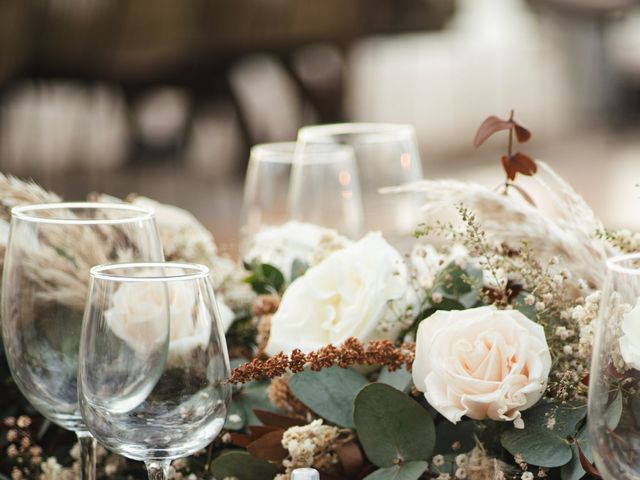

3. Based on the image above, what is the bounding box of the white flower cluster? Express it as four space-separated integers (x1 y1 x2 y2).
570 290 601 359
274 419 340 479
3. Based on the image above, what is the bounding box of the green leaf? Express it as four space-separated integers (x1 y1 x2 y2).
560 426 591 480
377 366 413 393
289 366 367 428
291 259 309 282
234 380 279 425
434 420 478 454
354 383 435 468
261 263 285 291
364 461 428 480
514 292 537 321
245 262 285 294
210 451 277 480
500 401 587 468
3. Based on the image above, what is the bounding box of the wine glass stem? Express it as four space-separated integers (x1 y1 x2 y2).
146 460 171 480
76 431 96 480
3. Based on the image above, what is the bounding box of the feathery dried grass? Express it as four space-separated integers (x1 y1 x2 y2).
384 161 616 289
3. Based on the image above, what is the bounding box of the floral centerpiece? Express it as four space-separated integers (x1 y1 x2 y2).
1 112 632 480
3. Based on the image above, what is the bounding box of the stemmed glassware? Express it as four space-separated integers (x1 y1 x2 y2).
240 141 363 260
296 123 423 248
78 262 231 480
589 253 640 479
1 203 163 479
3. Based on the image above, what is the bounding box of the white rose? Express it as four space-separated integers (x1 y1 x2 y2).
105 280 217 362
245 221 351 281
412 306 551 424
265 232 408 355
619 299 640 369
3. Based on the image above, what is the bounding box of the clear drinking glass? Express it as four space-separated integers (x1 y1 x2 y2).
589 253 640 479
240 141 363 258
1 202 163 480
296 123 423 247
78 262 231 480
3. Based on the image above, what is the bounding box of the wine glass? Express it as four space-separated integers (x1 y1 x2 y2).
240 141 363 259
1 202 163 479
78 262 231 480
296 123 424 248
589 253 640 479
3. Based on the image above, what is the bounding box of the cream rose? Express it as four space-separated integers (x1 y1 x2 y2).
619 299 640 369
265 232 409 355
412 306 551 425
105 280 231 361
245 221 351 281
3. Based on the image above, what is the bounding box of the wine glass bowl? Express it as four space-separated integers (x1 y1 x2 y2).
78 262 230 475
296 123 423 246
589 253 640 479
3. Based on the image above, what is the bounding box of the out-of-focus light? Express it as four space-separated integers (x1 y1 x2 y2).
400 153 411 170
342 190 353 199
338 170 351 186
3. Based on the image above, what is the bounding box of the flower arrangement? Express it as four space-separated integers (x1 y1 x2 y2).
0 112 630 480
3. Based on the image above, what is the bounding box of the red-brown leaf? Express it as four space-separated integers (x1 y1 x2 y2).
473 115 514 147
501 155 517 181
253 409 306 429
511 152 537 176
246 430 288 462
513 121 532 143
509 183 537 207
228 432 253 448
577 442 602 479
249 425 284 438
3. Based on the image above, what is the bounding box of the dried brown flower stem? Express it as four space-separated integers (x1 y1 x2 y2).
228 337 416 384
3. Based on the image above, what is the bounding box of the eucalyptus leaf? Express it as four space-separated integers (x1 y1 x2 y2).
210 450 277 479
514 292 536 321
364 461 428 480
289 366 367 428
234 380 278 425
290 259 309 282
354 383 435 468
560 427 592 480
224 400 246 431
500 401 587 468
377 366 412 393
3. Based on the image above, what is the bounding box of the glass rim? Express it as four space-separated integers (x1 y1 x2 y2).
298 122 415 141
11 202 155 225
606 253 640 275
251 141 354 164
90 262 210 282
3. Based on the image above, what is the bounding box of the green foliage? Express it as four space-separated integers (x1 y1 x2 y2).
500 401 587 468
231 379 279 427
434 420 478 454
210 450 277 479
245 261 285 294
560 425 592 480
514 291 537 321
365 461 428 480
289 366 367 428
354 383 435 468
290 259 309 282
377 366 412 393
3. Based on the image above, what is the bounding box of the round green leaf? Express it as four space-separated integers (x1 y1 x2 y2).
500 401 587 468
354 383 435 468
289 366 367 428
210 451 277 479
364 461 428 480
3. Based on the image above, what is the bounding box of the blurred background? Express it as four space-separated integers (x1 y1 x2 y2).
1 0 640 254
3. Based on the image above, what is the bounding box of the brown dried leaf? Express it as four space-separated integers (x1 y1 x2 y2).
336 441 364 478
228 432 253 448
513 122 532 143
501 155 517 181
247 429 288 462
509 183 537 207
249 425 284 438
473 115 514 147
511 152 537 176
577 442 602 479
253 409 306 429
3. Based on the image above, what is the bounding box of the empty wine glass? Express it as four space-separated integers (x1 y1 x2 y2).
296 123 423 247
78 262 231 480
240 141 363 260
1 202 163 479
589 253 640 479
